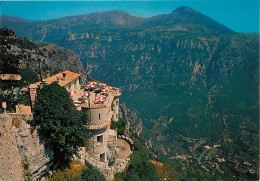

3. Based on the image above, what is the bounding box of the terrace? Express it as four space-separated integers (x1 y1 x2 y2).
69 81 121 130
69 81 121 109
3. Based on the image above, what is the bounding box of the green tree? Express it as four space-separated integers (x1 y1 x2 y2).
125 150 159 181
0 27 20 74
115 138 159 181
81 168 105 181
0 28 23 111
110 118 126 135
29 82 86 168
183 166 214 181
18 67 39 87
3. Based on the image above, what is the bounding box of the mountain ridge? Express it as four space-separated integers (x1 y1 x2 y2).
1 6 233 34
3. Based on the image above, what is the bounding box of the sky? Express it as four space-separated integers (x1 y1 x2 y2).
0 1 259 33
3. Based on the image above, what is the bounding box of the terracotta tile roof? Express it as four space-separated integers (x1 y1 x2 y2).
0 74 21 80
29 71 80 88
20 87 29 92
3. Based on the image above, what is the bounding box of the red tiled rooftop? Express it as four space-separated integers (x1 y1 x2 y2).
29 71 80 88
0 74 21 80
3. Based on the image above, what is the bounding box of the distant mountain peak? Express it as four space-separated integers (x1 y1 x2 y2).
171 6 202 16
172 6 195 13
1 6 233 33
167 6 233 33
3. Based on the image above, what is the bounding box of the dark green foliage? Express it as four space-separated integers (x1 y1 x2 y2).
84 161 94 169
0 28 22 111
132 139 152 159
0 27 20 74
81 168 105 181
110 120 116 130
115 138 159 181
110 118 126 135
126 155 158 181
29 82 86 168
183 166 214 181
8 34 38 50
18 67 39 87
81 110 90 126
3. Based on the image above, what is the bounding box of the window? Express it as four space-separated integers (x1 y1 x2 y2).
100 153 105 162
97 135 103 144
99 113 101 120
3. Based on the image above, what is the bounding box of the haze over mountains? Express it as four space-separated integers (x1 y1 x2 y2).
1 6 233 37
1 6 258 180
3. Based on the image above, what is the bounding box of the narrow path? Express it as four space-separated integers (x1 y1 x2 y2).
40 26 47 42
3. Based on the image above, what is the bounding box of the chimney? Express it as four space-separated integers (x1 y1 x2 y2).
46 70 50 78
63 72 67 81
39 82 44 89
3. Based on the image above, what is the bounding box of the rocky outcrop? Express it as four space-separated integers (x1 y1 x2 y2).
119 103 142 136
2 29 88 84
0 114 52 181
0 115 24 181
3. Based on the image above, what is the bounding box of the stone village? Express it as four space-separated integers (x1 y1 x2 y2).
0 71 134 181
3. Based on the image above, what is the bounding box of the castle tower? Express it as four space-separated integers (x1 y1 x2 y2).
80 84 121 165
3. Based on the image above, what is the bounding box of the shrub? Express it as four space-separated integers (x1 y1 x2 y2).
110 118 126 135
81 168 105 181
115 138 159 181
12 117 22 128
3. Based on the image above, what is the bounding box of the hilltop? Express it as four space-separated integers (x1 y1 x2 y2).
0 6 233 41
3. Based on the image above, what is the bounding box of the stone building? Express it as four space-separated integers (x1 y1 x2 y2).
25 71 131 180
79 84 121 164
27 70 80 107
26 71 121 163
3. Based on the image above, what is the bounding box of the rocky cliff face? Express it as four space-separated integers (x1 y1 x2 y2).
1 28 88 84
0 114 52 181
119 103 142 136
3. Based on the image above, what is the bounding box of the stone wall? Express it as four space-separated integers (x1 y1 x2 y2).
90 108 109 126
86 128 108 161
0 115 23 181
112 98 119 121
77 148 130 181
0 114 52 181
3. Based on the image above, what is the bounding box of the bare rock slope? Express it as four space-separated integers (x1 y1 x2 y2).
0 114 52 181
